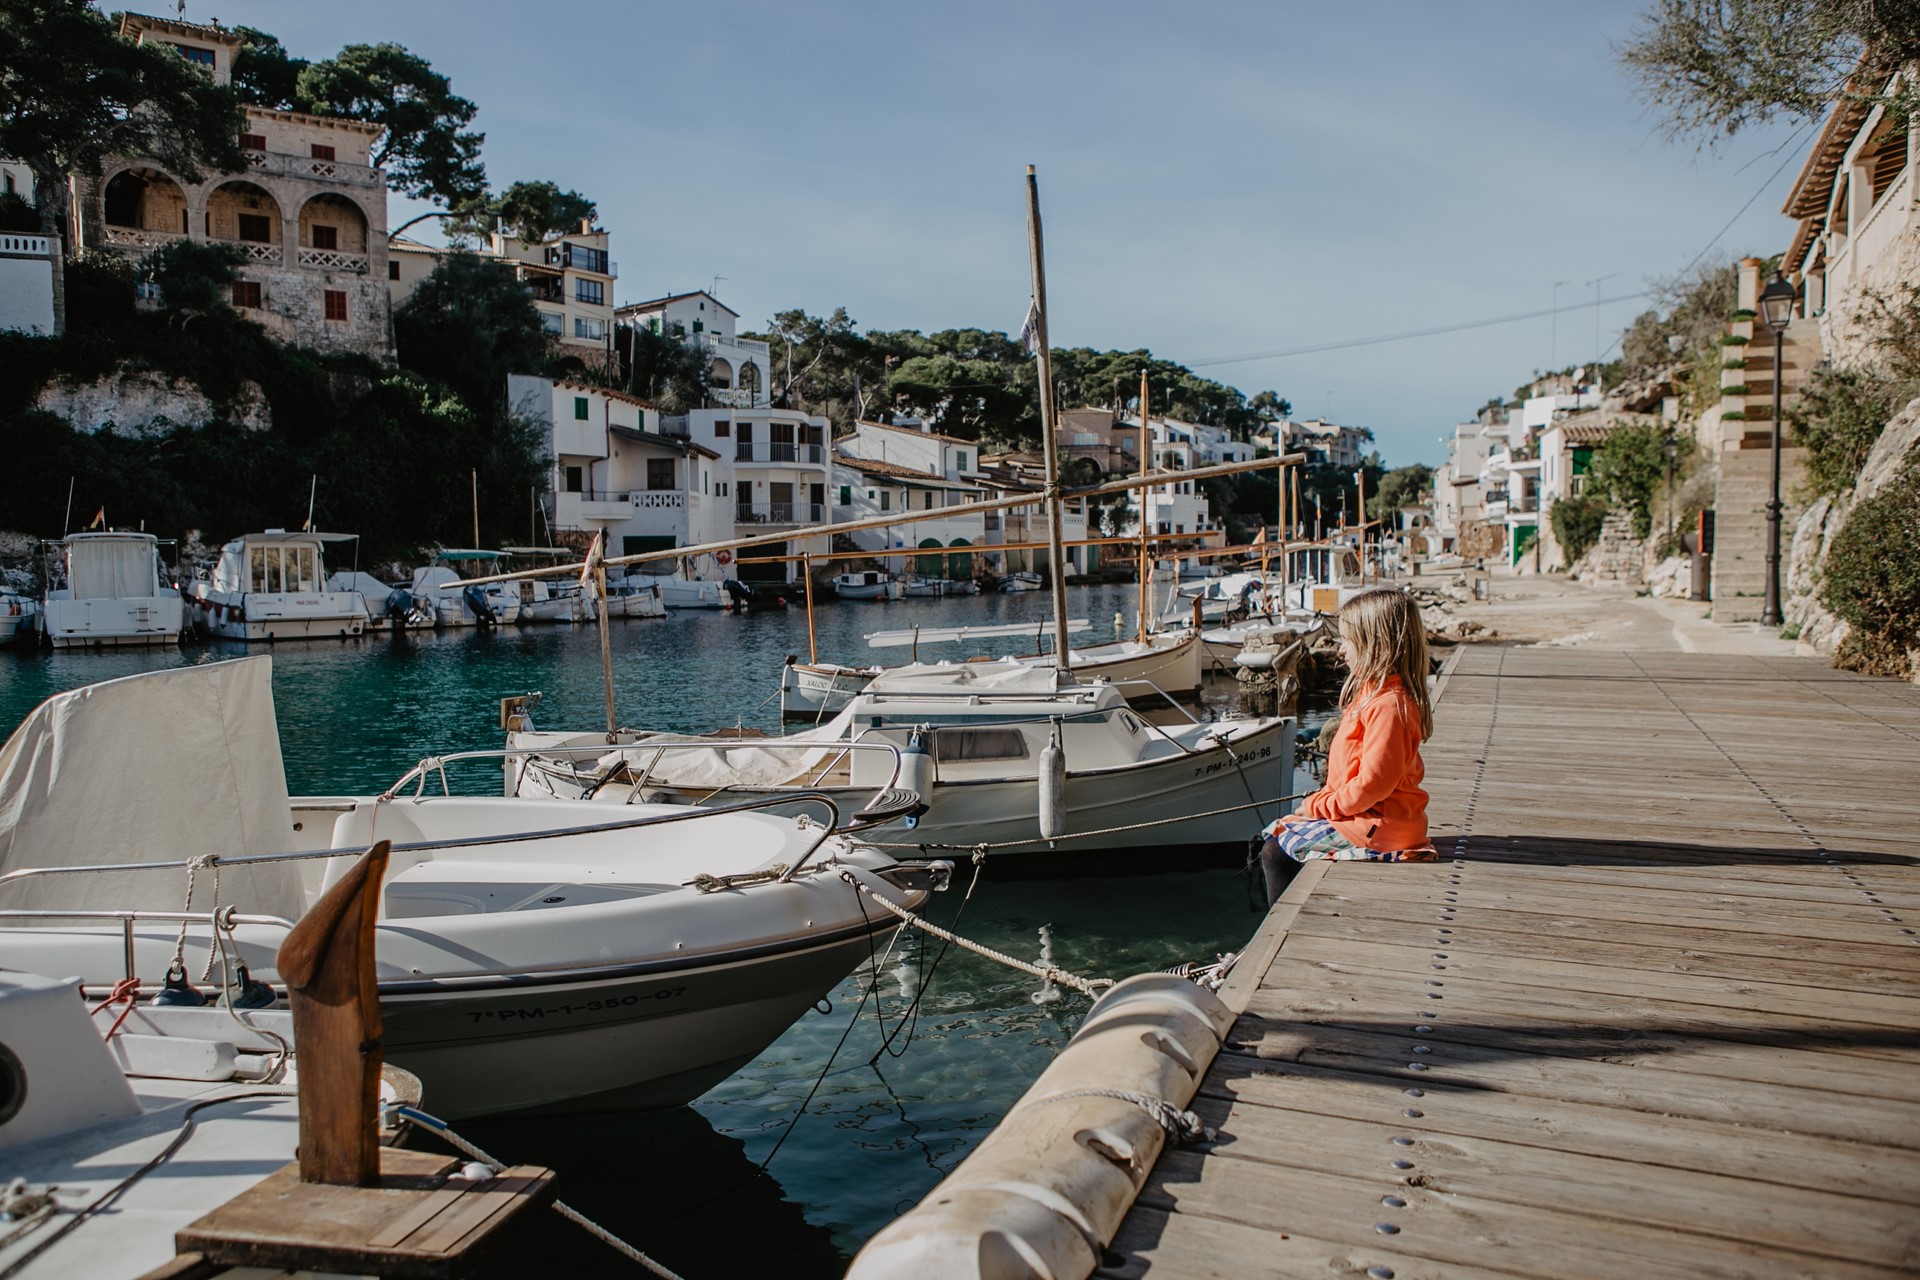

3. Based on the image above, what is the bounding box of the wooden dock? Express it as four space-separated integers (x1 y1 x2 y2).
1105 646 1920 1279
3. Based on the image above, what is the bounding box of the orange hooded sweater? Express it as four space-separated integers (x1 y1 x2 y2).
1301 675 1429 851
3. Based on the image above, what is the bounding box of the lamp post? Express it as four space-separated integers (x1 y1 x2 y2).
1662 427 1678 544
1758 271 1795 626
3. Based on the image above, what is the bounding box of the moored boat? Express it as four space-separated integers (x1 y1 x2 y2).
832 570 903 601
0 591 38 646
186 531 368 642
998 571 1043 593
39 532 183 649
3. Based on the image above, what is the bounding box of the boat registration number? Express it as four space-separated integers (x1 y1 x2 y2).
1193 744 1273 777
467 987 688 1023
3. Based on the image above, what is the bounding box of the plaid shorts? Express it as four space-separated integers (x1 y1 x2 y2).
1261 816 1438 863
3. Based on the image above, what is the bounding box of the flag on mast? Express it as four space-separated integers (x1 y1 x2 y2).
88 508 105 530
579 530 602 591
1017 298 1040 356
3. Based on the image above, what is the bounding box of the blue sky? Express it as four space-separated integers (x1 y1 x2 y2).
211 0 1811 465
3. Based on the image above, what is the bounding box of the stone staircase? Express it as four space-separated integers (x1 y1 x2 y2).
1712 445 1806 621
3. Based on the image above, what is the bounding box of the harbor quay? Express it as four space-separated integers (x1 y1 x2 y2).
1086 642 1920 1279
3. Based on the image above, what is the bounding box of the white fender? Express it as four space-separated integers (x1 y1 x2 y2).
1037 720 1066 841
899 729 934 801
846 974 1234 1280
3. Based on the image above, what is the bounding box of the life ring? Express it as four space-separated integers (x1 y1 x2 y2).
715 549 733 566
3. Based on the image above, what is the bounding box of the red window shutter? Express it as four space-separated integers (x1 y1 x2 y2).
324 290 348 321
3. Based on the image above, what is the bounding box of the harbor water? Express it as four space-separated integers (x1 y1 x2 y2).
0 583 1325 1276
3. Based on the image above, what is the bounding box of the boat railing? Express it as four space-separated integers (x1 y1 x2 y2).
0 789 862 903
0 908 297 985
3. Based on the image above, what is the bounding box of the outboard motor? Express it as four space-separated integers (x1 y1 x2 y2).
722 578 753 610
463 583 498 627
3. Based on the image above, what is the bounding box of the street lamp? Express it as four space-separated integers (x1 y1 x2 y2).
1758 271 1795 626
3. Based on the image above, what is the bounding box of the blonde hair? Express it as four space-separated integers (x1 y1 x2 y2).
1337 588 1433 740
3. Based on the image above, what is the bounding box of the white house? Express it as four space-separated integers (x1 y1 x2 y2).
831 454 987 578
1432 419 1499 554
663 405 832 584
1286 418 1374 469
1115 416 1222 540
508 375 732 573
393 220 617 371
616 291 771 409
842 419 982 480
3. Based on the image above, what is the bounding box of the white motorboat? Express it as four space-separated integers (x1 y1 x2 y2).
501 548 589 623
778 618 1095 721
833 570 903 601
39 532 183 649
414 551 522 626
903 577 979 598
0 591 38 645
0 659 940 1119
185 531 368 642
599 575 667 619
632 572 727 610
998 571 1043 593
514 660 1296 858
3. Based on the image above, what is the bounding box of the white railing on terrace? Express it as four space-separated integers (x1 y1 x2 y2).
102 226 183 250
244 149 383 187
230 240 283 264
0 233 54 257
736 502 826 526
734 443 826 465
1838 165 1915 284
708 388 763 409
297 248 369 273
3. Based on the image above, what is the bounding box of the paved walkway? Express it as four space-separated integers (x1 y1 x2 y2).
1103 645 1920 1279
1432 572 1798 656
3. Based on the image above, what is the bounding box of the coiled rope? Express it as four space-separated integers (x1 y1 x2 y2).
1027 1087 1211 1145
840 871 1114 998
387 1104 685 1280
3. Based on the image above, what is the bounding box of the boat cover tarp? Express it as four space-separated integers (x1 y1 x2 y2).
605 704 861 790
868 660 1065 694
0 657 306 918
66 536 157 600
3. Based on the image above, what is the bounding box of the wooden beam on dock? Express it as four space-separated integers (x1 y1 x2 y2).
1104 646 1920 1279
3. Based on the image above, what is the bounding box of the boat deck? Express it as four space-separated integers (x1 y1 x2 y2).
1105 645 1920 1279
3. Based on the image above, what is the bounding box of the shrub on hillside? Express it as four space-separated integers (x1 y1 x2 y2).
1790 367 1903 498
1821 456 1920 677
1551 493 1608 563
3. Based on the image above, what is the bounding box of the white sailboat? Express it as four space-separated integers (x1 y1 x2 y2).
0 660 939 1119
39 532 183 649
778 618 1095 721
832 570 904 601
186 531 369 642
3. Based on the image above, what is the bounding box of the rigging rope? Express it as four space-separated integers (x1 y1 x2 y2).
865 791 1311 855
841 871 1113 998
389 1105 687 1280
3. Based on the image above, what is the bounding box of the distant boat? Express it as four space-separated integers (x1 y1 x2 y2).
413 550 522 626
0 591 38 647
185 531 368 642
998 571 1043 593
833 570 903 601
630 572 727 610
40 532 183 649
904 577 980 598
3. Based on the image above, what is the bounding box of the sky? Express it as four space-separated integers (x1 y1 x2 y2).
205 0 1815 466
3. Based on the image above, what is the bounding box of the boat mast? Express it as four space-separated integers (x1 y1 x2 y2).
1277 451 1288 616
803 550 819 664
1136 368 1151 643
589 532 616 738
1024 165 1072 672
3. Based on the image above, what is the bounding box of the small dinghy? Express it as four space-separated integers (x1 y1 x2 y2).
0 659 940 1119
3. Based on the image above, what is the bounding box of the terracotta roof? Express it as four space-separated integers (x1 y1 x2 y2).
609 425 719 459
833 454 977 489
121 12 244 46
551 379 660 413
616 292 739 318
854 418 975 446
1556 421 1621 445
243 106 385 137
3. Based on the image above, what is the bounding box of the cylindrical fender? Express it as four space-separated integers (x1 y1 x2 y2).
898 728 934 801
1038 719 1066 841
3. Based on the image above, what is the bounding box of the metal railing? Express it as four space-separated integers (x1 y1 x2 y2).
734 502 826 525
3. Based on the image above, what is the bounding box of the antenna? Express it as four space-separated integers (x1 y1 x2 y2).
711 275 728 298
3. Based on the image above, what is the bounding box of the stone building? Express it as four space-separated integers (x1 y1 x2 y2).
70 14 392 358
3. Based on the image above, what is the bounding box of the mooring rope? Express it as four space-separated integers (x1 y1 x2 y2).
388 1105 687 1280
865 791 1312 855
840 871 1113 997
1026 1087 1211 1145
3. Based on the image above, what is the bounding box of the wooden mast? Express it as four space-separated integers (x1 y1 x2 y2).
1136 368 1151 643
588 532 615 737
1024 165 1072 673
803 550 819 663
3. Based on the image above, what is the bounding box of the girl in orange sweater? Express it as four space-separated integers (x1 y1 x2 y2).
1258 588 1436 903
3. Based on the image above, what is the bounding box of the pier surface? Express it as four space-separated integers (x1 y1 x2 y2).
1107 646 1920 1279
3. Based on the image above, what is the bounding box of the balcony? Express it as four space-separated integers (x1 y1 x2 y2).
734 443 826 466
102 226 184 252
242 149 383 188
296 247 368 273
0 233 54 259
226 239 283 265
735 502 825 526
707 388 761 409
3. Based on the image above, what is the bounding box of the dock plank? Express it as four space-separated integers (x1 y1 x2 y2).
1102 647 1920 1279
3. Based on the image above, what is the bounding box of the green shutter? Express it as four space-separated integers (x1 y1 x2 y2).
574 396 589 420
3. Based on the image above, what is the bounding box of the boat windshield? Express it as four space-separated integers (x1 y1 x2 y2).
250 543 321 593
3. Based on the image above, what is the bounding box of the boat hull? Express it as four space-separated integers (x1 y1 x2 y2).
42 598 182 648
780 661 879 721
188 588 368 641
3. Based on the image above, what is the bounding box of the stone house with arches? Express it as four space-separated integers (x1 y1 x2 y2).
70 14 392 358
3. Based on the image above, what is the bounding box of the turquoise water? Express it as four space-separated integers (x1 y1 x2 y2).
0 585 1321 1276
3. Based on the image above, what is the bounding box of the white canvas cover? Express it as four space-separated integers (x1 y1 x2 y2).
0 657 306 918
868 660 1066 695
606 705 859 789
66 535 158 600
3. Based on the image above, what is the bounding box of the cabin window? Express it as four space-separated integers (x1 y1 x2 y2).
932 729 1029 764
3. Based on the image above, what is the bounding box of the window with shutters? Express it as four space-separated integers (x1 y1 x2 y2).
323 290 347 321
232 281 262 309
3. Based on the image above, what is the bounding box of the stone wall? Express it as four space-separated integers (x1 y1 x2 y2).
1569 511 1647 585
36 370 270 435
1786 393 1920 661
